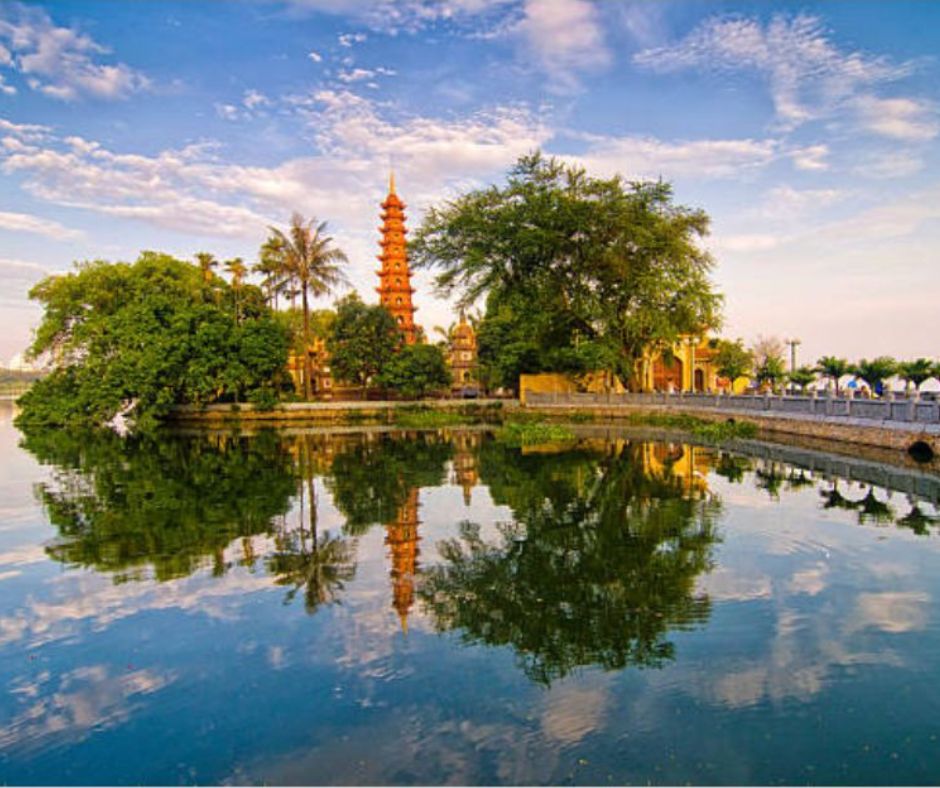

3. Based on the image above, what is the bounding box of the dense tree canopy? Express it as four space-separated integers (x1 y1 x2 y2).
411 153 722 389
377 343 451 398
326 294 401 392
16 252 290 430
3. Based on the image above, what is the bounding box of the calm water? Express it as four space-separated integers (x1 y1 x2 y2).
2 403 940 785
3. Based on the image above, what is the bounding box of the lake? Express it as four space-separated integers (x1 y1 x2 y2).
1 401 940 785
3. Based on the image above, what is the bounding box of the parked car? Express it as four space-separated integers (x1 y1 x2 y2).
460 386 479 399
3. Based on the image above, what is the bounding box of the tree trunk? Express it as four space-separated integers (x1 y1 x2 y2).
302 285 312 401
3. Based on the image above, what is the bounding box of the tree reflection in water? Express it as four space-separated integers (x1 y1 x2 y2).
21 427 298 582
420 441 722 685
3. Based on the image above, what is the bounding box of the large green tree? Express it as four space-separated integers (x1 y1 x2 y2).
326 294 401 396
266 214 349 400
377 343 451 399
16 252 290 430
411 153 722 389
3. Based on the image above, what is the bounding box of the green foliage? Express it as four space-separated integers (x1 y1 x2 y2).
787 365 817 390
852 356 897 392
625 412 758 440
713 338 753 383
327 294 401 390
755 356 787 390
412 152 722 389
816 356 850 394
420 440 720 684
15 252 290 430
495 420 576 446
897 358 936 391
20 427 297 582
325 433 452 534
377 343 451 399
265 214 349 399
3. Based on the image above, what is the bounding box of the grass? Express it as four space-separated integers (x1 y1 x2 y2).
622 411 758 440
496 416 576 446
392 402 505 428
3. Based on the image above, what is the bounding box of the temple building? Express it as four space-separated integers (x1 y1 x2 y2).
385 487 421 632
376 174 418 345
448 312 479 394
639 336 729 393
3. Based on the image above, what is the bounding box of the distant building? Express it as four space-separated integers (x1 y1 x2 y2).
376 173 418 345
448 312 479 393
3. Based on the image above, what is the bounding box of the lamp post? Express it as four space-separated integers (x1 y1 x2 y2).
785 338 801 393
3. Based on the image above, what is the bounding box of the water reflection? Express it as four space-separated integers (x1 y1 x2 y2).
19 425 940 677
421 440 721 684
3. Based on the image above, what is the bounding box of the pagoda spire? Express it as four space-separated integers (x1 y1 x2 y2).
385 487 420 633
376 174 416 344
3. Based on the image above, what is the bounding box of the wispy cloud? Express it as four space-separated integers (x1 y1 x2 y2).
0 3 149 101
0 210 82 240
634 14 932 138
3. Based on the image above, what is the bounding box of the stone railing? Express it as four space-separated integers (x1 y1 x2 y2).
524 390 940 425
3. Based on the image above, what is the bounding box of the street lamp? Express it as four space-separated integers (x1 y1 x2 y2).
784 338 801 393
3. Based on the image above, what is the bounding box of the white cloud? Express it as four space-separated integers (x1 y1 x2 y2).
338 32 367 47
0 3 149 101
757 185 845 220
853 95 938 142
574 135 779 180
854 150 924 179
789 144 829 172
515 0 610 92
308 49 323 63
711 234 781 254
0 209 82 240
634 14 922 133
337 67 376 83
242 89 271 110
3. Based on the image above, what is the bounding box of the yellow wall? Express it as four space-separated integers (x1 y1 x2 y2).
519 371 625 405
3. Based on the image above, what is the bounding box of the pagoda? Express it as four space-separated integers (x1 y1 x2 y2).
384 487 421 632
376 173 417 345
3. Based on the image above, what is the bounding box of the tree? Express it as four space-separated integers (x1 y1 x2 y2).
897 358 936 393
411 152 722 389
816 355 850 395
751 335 786 392
377 344 451 399
224 257 248 324
16 252 290 430
266 214 349 400
713 339 753 389
852 357 897 395
788 365 817 391
326 294 400 397
194 251 218 285
253 236 287 309
420 440 719 684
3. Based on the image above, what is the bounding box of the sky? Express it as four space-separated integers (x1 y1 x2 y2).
0 0 938 368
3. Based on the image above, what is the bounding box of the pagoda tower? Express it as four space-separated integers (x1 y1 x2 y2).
376 173 417 345
384 487 421 632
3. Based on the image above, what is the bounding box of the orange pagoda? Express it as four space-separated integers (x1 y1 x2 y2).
376 173 417 345
385 487 421 632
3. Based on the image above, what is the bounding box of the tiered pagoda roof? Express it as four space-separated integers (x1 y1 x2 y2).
376 173 417 345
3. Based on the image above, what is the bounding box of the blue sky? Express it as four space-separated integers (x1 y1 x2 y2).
1 0 938 367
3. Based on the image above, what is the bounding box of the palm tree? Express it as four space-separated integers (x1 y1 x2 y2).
194 251 218 284
253 236 287 310
852 357 897 396
224 257 248 324
267 214 349 400
816 356 850 395
897 358 936 394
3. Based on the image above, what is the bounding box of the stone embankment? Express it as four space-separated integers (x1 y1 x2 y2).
524 391 940 460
